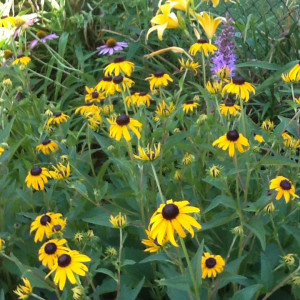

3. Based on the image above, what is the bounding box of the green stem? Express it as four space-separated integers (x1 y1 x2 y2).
120 91 129 115
270 216 285 255
239 99 247 136
116 228 123 299
179 237 200 300
151 163 165 204
201 51 206 87
32 293 47 300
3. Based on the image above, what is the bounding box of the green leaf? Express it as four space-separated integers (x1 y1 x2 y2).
118 277 145 300
139 253 172 264
260 252 273 290
96 268 115 280
231 284 263 300
204 195 236 213
236 61 280 71
260 156 300 167
82 212 111 227
192 239 204 286
0 117 15 141
244 221 266 250
157 275 190 291
121 259 136 267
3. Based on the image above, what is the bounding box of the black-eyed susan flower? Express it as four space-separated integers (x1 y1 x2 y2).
30 212 63 243
208 165 222 178
46 112 70 130
284 138 300 149
145 71 173 91
86 112 103 130
286 61 300 82
110 212 128 228
295 97 300 106
219 100 241 116
14 278 33 299
107 115 142 141
189 39 217 56
212 130 250 157
149 199 201 247
0 238 5 250
125 92 138 107
12 55 31 66
134 143 161 161
97 38 128 56
111 75 134 93
155 101 175 118
0 146 5 156
206 80 222 94
49 163 71 180
269 176 299 203
222 76 255 102
202 252 225 278
84 86 105 103
196 12 222 41
0 16 17 28
36 139 59 155
75 102 101 116
142 229 168 253
96 76 115 95
254 134 265 143
25 166 51 191
261 120 274 131
104 57 134 77
182 152 195 165
179 58 200 75
50 217 67 236
281 73 297 83
135 92 152 107
46 250 91 291
39 239 69 269
182 100 199 114
146 3 179 40
216 66 232 80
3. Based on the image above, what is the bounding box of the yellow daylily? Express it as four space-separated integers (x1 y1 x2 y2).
146 3 179 41
165 0 188 11
202 0 237 7
196 12 222 41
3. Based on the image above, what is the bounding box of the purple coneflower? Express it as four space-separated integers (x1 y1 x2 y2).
97 38 128 56
211 14 236 79
29 31 59 49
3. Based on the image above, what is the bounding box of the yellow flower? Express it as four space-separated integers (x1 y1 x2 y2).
264 202 275 214
0 146 5 156
96 76 115 95
105 246 118 257
0 238 5 250
135 92 152 107
14 278 33 299
149 199 201 247
286 61 300 82
269 176 299 203
134 143 161 161
182 100 199 114
179 58 200 75
166 0 189 11
108 115 142 141
75 102 101 116
261 120 274 131
74 233 84 242
30 213 63 243
219 100 241 116
213 130 250 157
295 97 300 105
254 134 264 143
216 66 232 80
182 152 195 165
84 86 105 103
102 104 114 116
46 250 91 291
222 77 255 102
196 12 222 41
0 16 17 28
145 71 173 91
155 101 175 118
50 217 67 236
25 167 51 191
111 75 134 93
146 3 179 40
202 0 220 7
39 239 69 269
104 57 135 77
189 39 217 56
284 138 300 149
142 229 168 253
283 253 295 266
50 163 71 180
202 252 225 278
86 112 103 130
36 139 59 155
208 165 222 178
46 112 70 130
174 169 183 181
72 286 84 300
12 55 31 66
4 49 13 59
281 73 297 83
206 80 222 94
110 212 127 228
3 78 12 86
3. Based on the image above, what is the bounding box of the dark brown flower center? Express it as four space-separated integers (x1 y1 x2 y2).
205 257 216 268
103 76 112 82
40 214 51 225
225 100 234 107
42 139 51 145
113 75 123 84
162 203 179 220
232 76 245 85
37 30 47 38
58 254 71 267
85 102 93 106
139 92 147 96
106 38 117 47
91 91 99 98
31 167 42 176
45 242 57 254
17 54 25 58
185 100 194 105
53 112 62 117
154 238 161 247
280 180 291 190
52 224 62 232
226 130 239 142
114 57 125 63
154 70 164 78
197 39 207 44
116 115 130 126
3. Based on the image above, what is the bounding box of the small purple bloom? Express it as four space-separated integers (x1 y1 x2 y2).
97 38 128 56
30 33 59 50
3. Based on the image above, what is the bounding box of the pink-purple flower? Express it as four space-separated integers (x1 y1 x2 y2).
29 33 59 50
97 38 128 56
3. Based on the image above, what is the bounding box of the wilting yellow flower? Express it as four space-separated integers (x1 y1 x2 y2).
155 101 175 118
74 233 84 242
104 57 135 77
295 97 300 105
105 246 118 257
134 143 161 161
254 134 264 143
269 176 299 203
36 139 59 155
4 49 13 59
0 146 5 157
196 12 222 41
189 39 217 56
222 77 255 102
182 152 195 165
281 73 297 83
50 163 71 180
14 278 33 299
3 78 12 86
232 225 244 236
0 238 5 250
206 80 222 94
72 286 84 300
142 229 168 253
110 212 127 228
208 165 222 178
179 58 200 75
283 254 295 266
102 104 114 116
282 131 300 149
264 202 275 214
146 3 179 40
213 130 250 157
25 167 51 191
174 169 183 181
182 100 199 114
219 100 241 116
146 71 173 91
86 112 103 130
75 103 101 116
261 120 274 131
12 55 31 66
286 61 300 82
202 252 225 278
216 66 232 80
